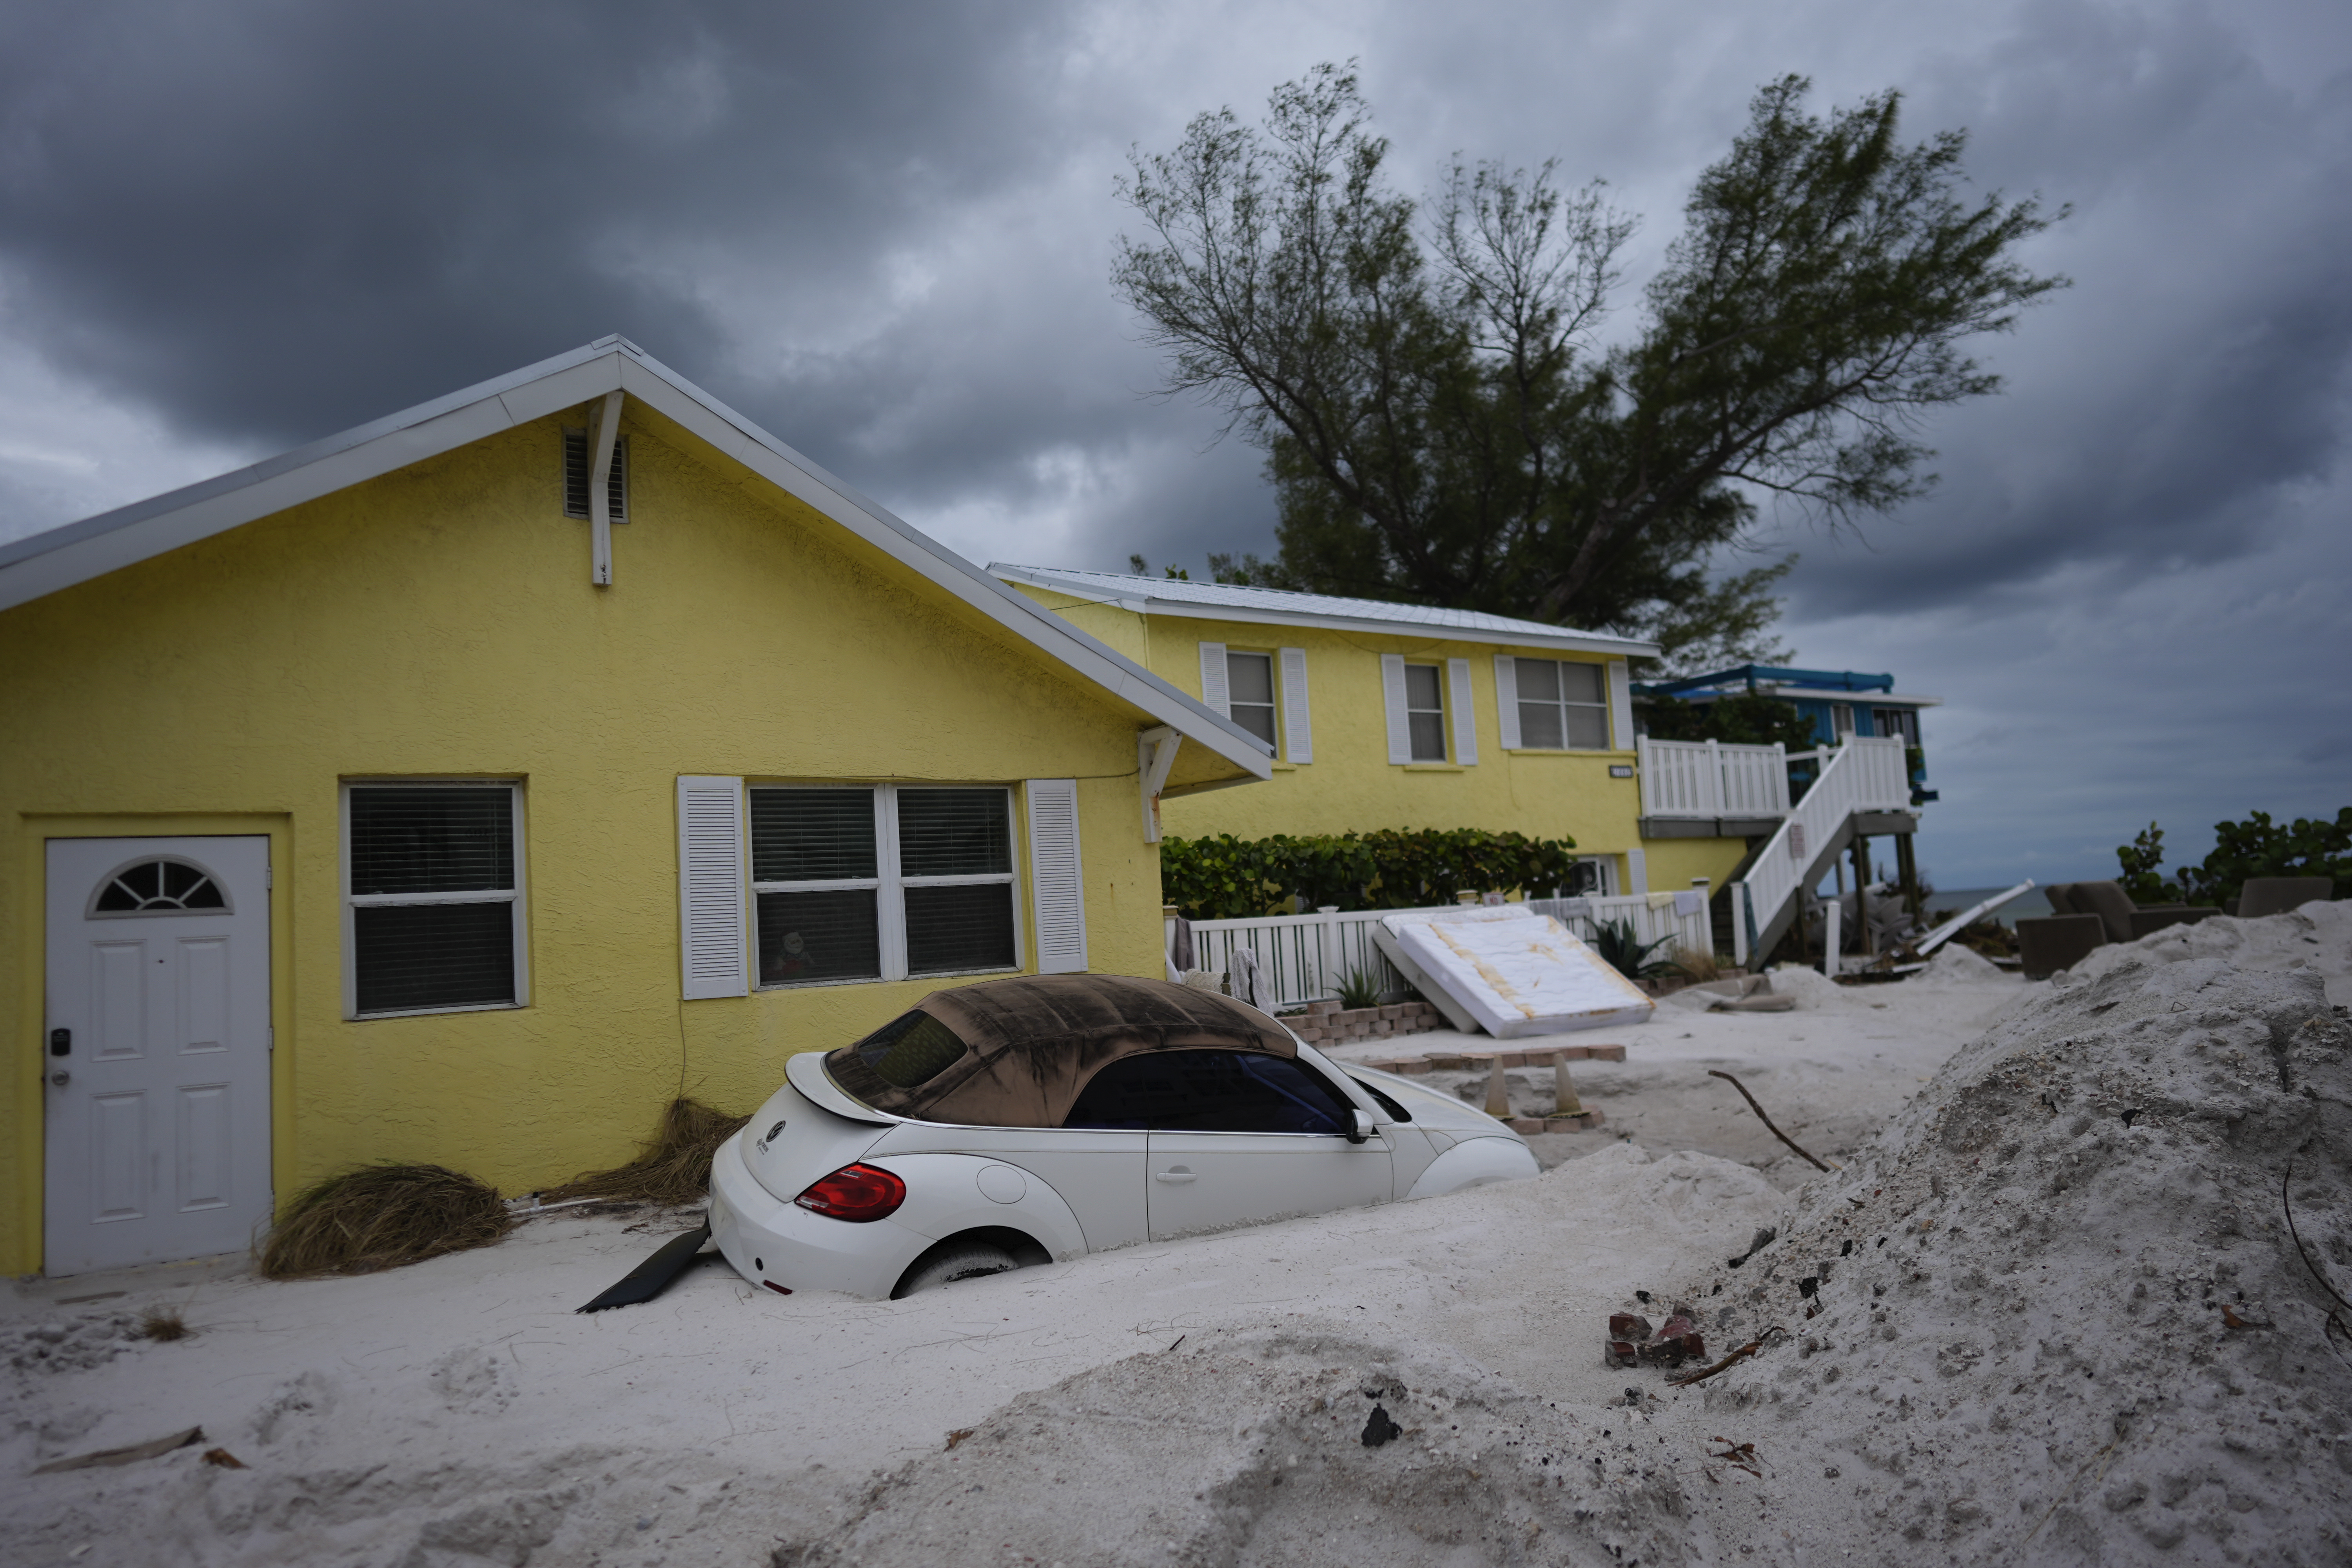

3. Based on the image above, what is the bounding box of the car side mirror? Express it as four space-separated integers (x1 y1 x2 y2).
1347 1109 1376 1145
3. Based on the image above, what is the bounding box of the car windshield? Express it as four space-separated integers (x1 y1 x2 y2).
1063 1049 1352 1134
848 1010 970 1088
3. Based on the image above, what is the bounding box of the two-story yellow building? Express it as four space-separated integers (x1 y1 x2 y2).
988 566 1757 904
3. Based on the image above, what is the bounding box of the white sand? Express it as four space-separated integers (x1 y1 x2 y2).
5 915 2342 1565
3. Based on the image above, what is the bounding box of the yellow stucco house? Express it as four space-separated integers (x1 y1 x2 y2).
1 338 1271 1278
988 566 1759 904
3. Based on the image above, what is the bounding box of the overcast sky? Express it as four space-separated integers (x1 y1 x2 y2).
3 0 2346 891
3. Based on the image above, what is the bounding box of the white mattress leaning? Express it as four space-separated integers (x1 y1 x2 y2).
1381 905 1655 1038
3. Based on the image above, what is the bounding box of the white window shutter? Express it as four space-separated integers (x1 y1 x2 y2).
1447 659 1477 765
1197 642 1230 717
1607 658 1634 750
1626 845 1649 896
1279 647 1312 764
676 775 748 1000
1493 655 1521 750
1379 654 1411 764
1025 778 1088 973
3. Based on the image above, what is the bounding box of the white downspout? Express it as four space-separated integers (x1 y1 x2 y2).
589 389 623 586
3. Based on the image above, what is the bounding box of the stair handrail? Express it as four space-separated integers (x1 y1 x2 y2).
1728 738 1911 965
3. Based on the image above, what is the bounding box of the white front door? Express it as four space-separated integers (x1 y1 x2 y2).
44 836 272 1276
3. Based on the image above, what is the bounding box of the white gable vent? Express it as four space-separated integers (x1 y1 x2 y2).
563 428 629 522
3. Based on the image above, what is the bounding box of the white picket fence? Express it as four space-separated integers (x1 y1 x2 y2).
1636 736 1793 819
1183 893 1712 1013
1728 736 1914 966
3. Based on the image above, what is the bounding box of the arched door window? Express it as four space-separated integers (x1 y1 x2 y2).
87 857 232 917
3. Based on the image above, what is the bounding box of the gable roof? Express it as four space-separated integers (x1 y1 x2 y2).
0 337 1273 780
987 563 1659 658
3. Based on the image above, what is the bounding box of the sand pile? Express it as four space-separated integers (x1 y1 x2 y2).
1665 905 2352 1563
775 1329 1697 1567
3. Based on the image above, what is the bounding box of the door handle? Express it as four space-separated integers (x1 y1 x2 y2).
1152 1167 1196 1184
49 1070 71 1087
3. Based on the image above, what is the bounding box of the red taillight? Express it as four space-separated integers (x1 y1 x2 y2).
793 1162 907 1222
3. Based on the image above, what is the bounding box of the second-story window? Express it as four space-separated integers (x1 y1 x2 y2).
1225 651 1278 749
1514 659 1610 749
1404 663 1447 761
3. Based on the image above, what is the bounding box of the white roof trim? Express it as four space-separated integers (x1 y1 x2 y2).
990 562 1658 658
0 337 1274 780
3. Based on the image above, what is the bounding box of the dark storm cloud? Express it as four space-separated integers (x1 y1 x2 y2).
0 1 1084 451
1762 0 2352 619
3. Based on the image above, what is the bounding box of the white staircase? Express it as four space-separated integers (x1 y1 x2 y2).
1726 737 1915 966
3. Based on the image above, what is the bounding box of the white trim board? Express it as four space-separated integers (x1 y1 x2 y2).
0 337 1274 783
988 563 1658 659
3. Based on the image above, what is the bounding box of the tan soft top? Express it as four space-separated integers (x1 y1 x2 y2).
824 973 1294 1127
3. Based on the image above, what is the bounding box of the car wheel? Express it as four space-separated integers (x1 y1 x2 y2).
893 1241 1022 1298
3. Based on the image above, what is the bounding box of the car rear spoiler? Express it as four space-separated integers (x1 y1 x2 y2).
787 1051 900 1125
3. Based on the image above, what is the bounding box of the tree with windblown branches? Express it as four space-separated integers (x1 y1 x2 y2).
1113 67 2066 670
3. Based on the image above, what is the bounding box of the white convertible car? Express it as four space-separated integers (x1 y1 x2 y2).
708 973 1538 1299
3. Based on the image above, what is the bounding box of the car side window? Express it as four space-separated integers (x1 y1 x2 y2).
1064 1050 1353 1134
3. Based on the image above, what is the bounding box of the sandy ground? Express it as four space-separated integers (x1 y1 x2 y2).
1319 953 2030 1188
16 938 2328 1565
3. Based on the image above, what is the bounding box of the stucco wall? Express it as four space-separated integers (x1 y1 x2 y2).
1005 600 1642 871
2 408 1173 1274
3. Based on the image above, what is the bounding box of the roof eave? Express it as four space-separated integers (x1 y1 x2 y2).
989 564 1659 659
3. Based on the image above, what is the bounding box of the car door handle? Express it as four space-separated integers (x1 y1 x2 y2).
1153 1167 1196 1184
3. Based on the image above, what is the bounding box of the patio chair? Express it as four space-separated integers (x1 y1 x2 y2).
2233 877 2335 919
2043 881 2217 941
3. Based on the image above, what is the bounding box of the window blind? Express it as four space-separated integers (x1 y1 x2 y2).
346 783 521 1017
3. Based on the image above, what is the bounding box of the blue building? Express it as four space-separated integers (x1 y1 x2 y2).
1632 664 1940 806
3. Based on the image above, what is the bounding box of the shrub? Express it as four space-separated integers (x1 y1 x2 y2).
2113 807 2351 907
1160 827 1581 920
1588 917 1681 980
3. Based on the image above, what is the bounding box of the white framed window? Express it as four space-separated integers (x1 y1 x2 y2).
1510 658 1610 749
750 784 1020 987
342 780 527 1019
1224 650 1278 750
1403 662 1447 761
1559 857 1617 897
1872 707 1918 745
1831 703 1856 737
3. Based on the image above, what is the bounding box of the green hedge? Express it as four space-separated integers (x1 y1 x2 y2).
1160 828 1583 920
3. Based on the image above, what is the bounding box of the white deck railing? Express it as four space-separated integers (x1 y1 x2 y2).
1728 737 1914 966
1184 893 1711 1013
1637 737 1793 819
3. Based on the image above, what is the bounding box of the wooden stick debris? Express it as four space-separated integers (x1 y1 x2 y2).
1669 1327 1788 1388
1707 1070 1841 1172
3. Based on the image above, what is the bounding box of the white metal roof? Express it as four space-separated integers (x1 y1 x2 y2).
988 563 1659 657
0 337 1275 780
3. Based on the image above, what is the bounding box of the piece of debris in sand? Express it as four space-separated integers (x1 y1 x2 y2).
199 1447 247 1469
1360 1403 1402 1446
33 1426 205 1474
1669 1327 1790 1388
1707 1069 1840 1172
1604 1304 1705 1369
576 1220 713 1313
